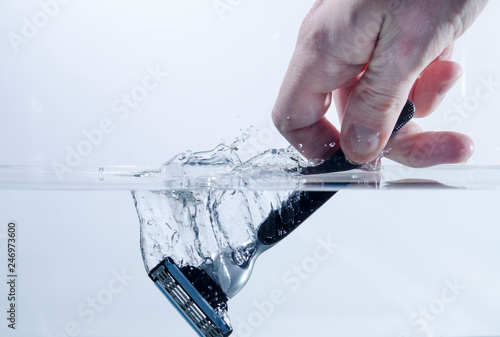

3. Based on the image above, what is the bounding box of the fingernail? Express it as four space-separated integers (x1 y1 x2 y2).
347 123 381 157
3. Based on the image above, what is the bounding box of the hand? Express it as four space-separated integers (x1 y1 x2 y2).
272 0 488 167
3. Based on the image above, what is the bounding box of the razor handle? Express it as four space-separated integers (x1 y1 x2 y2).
257 99 415 245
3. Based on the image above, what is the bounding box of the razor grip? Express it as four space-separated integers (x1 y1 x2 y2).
257 190 336 245
257 99 415 246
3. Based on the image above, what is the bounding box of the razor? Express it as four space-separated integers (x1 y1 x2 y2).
149 99 415 337
149 257 232 337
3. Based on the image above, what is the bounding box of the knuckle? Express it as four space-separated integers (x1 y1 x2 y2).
355 84 405 121
449 14 466 40
298 3 336 61
271 107 287 134
299 23 335 61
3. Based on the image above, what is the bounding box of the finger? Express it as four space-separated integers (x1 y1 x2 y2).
332 86 354 122
340 51 426 164
272 57 364 159
278 114 341 159
272 1 381 159
333 69 368 122
410 60 462 118
385 122 474 167
339 11 466 164
336 59 461 122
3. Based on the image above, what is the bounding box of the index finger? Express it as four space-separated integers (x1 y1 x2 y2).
272 0 380 159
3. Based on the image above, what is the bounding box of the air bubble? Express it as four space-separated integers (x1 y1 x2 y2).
171 232 180 248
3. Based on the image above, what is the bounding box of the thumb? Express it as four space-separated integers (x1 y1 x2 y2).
272 1 380 160
339 19 443 164
338 0 488 164
340 60 416 164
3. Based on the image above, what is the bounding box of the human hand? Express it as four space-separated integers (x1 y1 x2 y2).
272 0 488 167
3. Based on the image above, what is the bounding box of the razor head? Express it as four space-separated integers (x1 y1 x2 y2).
149 257 232 337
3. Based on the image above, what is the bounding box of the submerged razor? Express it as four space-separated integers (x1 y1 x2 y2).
149 257 232 337
149 99 415 337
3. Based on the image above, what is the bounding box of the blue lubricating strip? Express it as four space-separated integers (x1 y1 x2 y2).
164 259 231 333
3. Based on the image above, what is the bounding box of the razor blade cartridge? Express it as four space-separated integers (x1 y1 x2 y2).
149 258 232 337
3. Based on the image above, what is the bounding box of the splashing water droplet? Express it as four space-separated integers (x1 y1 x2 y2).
362 149 391 171
329 142 336 148
297 144 303 149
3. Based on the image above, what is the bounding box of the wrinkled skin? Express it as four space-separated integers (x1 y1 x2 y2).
272 0 488 167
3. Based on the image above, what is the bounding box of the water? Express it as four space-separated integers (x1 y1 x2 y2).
130 134 500 337
1 140 500 336
132 137 311 297
130 135 500 336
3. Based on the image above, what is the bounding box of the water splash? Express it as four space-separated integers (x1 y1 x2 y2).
362 148 392 172
132 136 308 296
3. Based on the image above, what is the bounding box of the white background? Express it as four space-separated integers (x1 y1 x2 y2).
1 1 500 337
